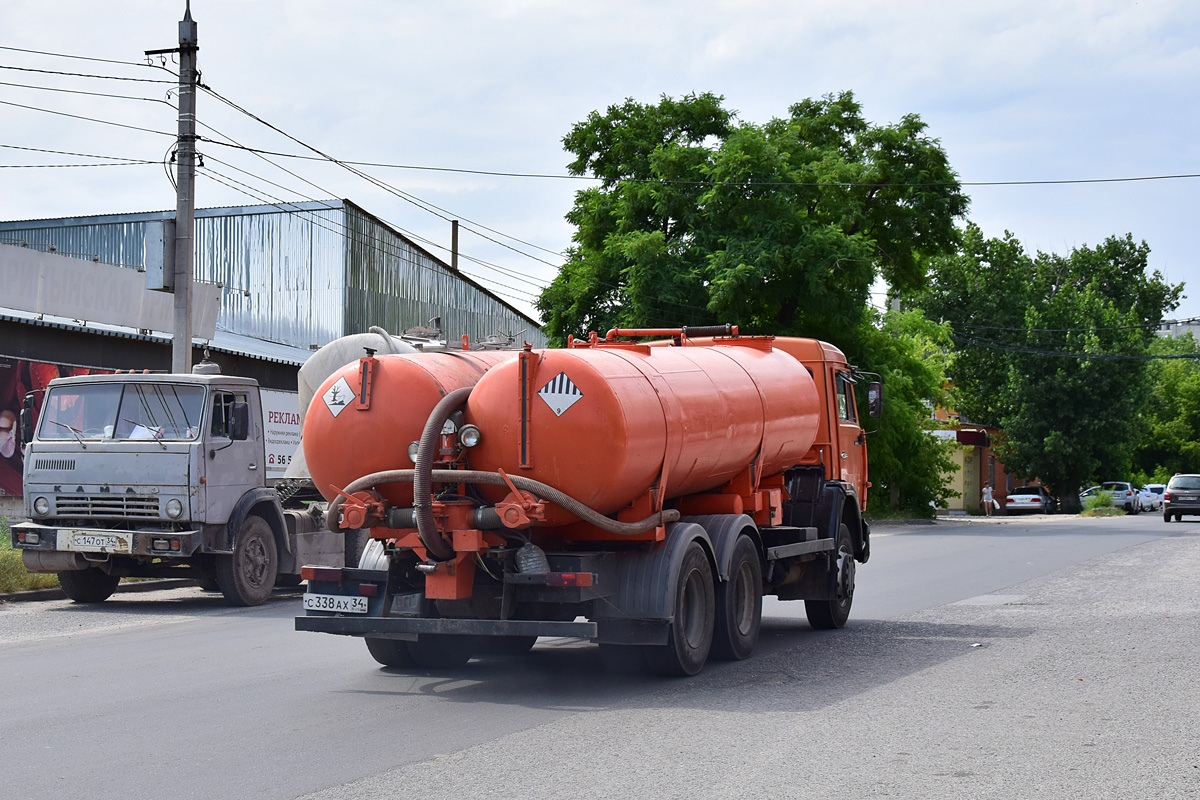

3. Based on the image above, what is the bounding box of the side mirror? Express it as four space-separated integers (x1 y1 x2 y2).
19 408 34 445
867 381 883 418
229 402 250 441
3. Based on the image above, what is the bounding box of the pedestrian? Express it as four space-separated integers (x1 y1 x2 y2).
982 483 995 517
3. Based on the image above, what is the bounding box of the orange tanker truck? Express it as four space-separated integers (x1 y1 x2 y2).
295 325 881 676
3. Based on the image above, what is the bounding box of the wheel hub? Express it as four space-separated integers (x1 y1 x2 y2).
836 548 855 602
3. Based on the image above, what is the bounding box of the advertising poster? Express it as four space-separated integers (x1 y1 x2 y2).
0 357 114 497
260 388 302 481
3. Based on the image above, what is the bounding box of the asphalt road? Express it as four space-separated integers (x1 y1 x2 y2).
2 512 1197 800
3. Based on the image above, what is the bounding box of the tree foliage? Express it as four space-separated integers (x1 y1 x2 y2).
858 311 961 514
537 91 968 345
1132 334 1200 482
538 92 969 515
909 224 1182 508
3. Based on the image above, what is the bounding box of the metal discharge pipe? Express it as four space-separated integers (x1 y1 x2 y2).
326 468 680 539
412 387 473 561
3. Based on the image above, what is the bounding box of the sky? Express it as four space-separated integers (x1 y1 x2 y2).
3 0 1199 325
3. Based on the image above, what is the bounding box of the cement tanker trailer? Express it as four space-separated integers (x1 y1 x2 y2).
296 326 881 676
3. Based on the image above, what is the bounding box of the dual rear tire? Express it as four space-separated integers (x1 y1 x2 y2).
609 535 765 677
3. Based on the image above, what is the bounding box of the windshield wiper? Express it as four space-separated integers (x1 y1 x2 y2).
48 420 87 449
123 418 167 450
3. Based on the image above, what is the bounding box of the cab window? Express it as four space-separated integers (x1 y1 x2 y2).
210 392 247 438
835 372 857 423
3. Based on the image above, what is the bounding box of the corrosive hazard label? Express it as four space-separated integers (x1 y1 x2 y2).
322 376 356 418
537 372 583 416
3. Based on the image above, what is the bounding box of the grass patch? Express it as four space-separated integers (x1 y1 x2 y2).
0 519 60 594
1080 507 1125 518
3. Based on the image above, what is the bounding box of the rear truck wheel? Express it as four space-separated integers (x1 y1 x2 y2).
405 634 474 668
216 515 278 607
58 567 120 603
712 534 763 661
644 541 716 677
805 523 855 630
365 637 417 668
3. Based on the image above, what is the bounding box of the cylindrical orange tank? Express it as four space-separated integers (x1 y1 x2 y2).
463 340 821 525
303 350 516 505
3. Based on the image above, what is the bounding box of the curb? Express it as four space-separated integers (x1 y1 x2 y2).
0 578 196 604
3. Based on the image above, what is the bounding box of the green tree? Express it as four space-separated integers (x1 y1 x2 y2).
537 91 968 345
1133 333 1200 481
910 225 1181 509
538 92 970 515
858 311 961 515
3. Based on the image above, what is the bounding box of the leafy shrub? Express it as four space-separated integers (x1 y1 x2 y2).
0 519 59 594
1082 490 1115 513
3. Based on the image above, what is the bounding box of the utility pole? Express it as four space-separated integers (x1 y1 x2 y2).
148 2 198 372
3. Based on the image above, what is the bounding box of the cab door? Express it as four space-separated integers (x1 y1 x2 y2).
202 389 263 524
833 370 867 505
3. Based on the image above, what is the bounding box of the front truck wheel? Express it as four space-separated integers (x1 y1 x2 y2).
216 516 278 607
58 567 120 603
712 534 763 661
805 523 855 630
644 541 716 676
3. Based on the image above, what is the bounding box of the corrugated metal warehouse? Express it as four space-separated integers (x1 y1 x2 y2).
0 198 545 368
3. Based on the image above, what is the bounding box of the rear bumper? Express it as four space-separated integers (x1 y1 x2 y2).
296 615 598 639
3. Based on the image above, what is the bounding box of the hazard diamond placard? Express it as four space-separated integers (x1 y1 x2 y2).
537 372 583 416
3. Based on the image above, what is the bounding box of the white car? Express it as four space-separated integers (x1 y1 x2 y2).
1140 484 1166 511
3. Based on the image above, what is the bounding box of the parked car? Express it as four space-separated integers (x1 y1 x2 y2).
1079 485 1101 501
1163 474 1200 521
1006 485 1055 514
1100 481 1140 514
1140 484 1165 512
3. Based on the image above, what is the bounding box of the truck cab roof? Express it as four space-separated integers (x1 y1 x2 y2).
45 372 261 390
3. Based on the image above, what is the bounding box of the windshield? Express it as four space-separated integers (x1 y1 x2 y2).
39 383 206 442
1010 488 1041 496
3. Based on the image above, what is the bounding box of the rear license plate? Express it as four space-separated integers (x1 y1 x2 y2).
303 593 368 614
66 531 131 553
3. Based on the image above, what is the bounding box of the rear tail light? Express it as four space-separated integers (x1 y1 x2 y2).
301 565 343 582
357 583 378 597
545 572 594 587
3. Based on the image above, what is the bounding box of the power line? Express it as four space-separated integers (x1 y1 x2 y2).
0 98 174 137
0 162 153 169
194 163 544 307
0 63 175 83
196 84 566 265
0 143 151 162
184 136 1200 190
0 45 151 68
0 78 175 105
952 333 1199 360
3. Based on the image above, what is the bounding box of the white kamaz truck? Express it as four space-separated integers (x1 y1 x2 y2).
7 327 451 606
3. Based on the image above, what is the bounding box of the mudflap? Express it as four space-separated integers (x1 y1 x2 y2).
591 520 714 645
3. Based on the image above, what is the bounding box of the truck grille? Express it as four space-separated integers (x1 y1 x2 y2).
34 458 76 471
55 495 161 519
